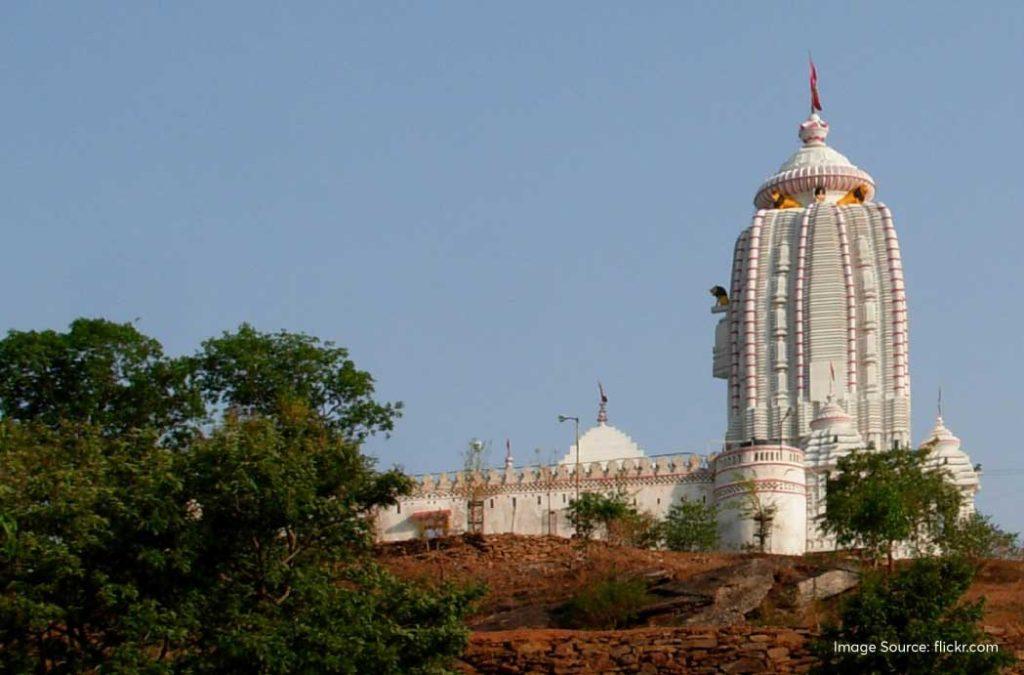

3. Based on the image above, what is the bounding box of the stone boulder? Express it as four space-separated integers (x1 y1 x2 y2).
682 558 777 625
638 558 777 626
795 569 859 606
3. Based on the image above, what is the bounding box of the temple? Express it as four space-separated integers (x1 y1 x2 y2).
375 96 982 554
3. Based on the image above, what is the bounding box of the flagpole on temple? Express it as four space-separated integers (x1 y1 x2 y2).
809 54 823 114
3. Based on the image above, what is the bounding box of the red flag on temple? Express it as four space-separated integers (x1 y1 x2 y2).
809 57 823 112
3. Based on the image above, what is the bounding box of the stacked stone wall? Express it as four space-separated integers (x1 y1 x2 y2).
460 625 1023 673
459 626 816 674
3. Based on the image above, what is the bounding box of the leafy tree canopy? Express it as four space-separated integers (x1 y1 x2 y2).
0 321 475 673
197 323 401 440
663 498 719 552
820 447 962 569
0 320 403 443
0 318 202 439
567 491 634 543
945 511 1021 562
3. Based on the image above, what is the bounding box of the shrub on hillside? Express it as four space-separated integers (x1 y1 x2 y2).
945 512 1021 561
566 491 633 542
662 498 719 552
555 576 650 629
607 509 662 549
812 556 1014 674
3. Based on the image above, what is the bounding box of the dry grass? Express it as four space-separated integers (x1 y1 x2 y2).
965 558 1024 634
376 534 739 621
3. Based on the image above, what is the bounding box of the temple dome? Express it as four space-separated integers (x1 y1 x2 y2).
558 421 645 467
754 113 876 209
803 399 865 467
809 398 853 431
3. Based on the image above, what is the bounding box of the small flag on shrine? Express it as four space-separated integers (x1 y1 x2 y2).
809 56 823 112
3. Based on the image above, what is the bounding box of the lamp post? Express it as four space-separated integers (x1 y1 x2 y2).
558 415 581 501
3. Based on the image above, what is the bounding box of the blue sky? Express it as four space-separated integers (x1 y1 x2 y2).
2 3 1022 532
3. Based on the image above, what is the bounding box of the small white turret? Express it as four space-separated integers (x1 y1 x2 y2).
803 398 866 469
922 415 980 515
802 398 867 552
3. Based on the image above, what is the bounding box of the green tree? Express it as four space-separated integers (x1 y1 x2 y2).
663 498 719 552
813 556 1014 674
0 324 478 673
567 491 633 543
0 318 201 439
0 417 478 673
945 512 1021 562
178 414 477 673
0 422 193 672
820 447 962 571
197 324 400 439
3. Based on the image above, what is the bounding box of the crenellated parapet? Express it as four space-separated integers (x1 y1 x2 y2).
405 453 712 499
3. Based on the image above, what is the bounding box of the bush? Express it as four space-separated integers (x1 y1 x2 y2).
556 577 650 629
945 512 1021 561
813 556 1014 674
566 491 633 542
663 498 719 552
608 510 662 549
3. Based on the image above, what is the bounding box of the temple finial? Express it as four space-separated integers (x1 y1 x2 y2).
597 381 608 425
504 438 513 470
937 386 943 419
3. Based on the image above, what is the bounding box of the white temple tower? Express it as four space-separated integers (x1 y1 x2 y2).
712 112 911 451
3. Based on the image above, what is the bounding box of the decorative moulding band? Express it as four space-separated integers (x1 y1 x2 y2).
753 165 876 208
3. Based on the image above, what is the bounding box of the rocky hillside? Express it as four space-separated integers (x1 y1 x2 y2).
377 535 1024 673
